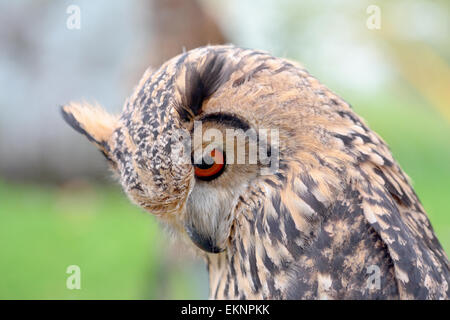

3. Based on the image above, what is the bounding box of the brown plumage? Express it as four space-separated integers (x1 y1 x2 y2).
61 45 449 299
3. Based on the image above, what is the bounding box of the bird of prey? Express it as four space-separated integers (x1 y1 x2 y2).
61 45 449 299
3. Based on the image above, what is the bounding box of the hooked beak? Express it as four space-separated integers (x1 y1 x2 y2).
184 223 224 254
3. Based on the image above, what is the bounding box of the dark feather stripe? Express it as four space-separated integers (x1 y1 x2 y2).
175 53 233 121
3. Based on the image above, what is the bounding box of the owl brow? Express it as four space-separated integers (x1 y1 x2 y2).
195 112 275 168
196 112 251 131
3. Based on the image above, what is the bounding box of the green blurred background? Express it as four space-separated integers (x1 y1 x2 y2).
0 0 449 299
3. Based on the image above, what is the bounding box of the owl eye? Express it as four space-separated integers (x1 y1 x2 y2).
193 148 225 181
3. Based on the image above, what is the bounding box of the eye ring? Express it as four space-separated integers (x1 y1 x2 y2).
193 148 226 181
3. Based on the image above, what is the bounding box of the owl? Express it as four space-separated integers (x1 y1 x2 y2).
61 45 449 299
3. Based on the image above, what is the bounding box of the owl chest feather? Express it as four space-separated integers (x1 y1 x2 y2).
206 159 449 299
207 187 399 299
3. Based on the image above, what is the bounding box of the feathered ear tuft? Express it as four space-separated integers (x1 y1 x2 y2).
60 101 119 165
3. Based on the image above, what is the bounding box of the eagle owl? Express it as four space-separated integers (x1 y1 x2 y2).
61 45 449 299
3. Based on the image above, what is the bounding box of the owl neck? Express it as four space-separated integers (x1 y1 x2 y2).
205 229 296 299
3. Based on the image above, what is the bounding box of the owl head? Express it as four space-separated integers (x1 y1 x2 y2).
61 45 346 255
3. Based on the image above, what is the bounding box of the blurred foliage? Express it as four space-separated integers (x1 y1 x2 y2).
0 0 449 300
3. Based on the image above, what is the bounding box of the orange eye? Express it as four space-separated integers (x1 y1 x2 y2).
194 149 225 181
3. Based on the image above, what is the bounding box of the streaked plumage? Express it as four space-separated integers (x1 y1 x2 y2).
61 45 449 299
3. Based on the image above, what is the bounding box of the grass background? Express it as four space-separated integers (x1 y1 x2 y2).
0 181 208 299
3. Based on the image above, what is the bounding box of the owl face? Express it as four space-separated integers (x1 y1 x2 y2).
61 46 279 254
61 45 328 254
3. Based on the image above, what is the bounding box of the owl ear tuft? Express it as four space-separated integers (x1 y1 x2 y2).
60 101 119 164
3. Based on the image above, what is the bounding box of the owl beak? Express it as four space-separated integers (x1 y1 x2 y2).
184 223 224 254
